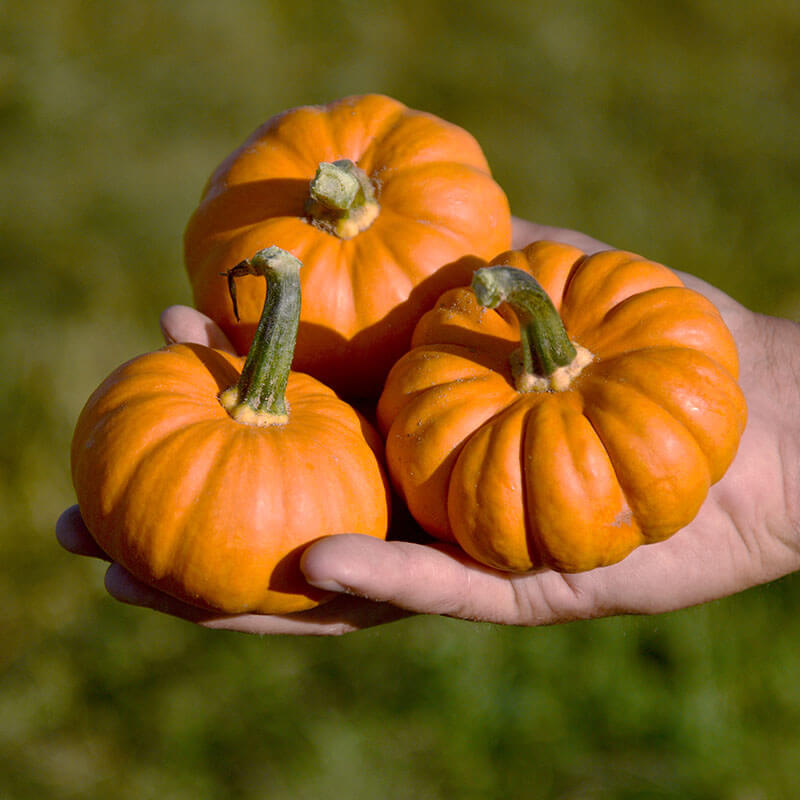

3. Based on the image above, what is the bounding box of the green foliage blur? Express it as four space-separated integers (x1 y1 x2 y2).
2 1 800 797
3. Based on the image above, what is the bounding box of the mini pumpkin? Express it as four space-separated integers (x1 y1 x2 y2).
72 247 390 614
377 241 747 572
184 93 512 399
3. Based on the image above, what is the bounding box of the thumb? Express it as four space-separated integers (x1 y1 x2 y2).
300 534 535 623
160 305 237 352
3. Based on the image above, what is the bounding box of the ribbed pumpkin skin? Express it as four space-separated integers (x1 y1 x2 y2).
71 343 390 614
377 241 747 572
184 94 512 399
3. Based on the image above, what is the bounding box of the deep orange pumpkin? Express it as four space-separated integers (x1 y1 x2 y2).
184 93 512 399
377 241 747 572
72 248 390 614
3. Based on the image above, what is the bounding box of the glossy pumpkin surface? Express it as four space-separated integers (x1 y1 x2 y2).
72 249 390 614
184 93 512 398
72 345 389 613
377 241 747 572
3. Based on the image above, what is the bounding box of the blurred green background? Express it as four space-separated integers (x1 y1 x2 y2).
3 1 800 797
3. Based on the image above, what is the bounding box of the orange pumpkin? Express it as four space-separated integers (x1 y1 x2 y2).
184 93 512 399
377 241 747 572
72 247 390 614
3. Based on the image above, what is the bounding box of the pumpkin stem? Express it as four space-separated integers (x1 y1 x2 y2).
219 246 302 426
471 266 593 392
305 159 379 239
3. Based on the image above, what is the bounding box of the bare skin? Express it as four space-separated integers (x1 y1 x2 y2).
56 219 800 635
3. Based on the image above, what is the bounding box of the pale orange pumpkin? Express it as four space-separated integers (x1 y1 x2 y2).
377 241 747 572
72 247 390 614
184 93 512 399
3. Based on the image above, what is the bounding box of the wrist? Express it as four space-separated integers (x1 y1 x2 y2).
756 314 800 552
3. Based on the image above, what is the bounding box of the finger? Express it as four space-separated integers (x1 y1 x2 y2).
300 534 555 624
300 534 687 626
511 217 611 254
56 505 110 561
202 596 412 636
160 305 237 353
104 563 219 622
104 562 411 635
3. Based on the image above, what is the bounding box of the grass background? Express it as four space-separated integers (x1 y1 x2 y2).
2 1 800 797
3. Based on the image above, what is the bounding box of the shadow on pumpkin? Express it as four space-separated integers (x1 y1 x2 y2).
233 253 492 398
188 178 513 399
178 342 241 393
267 536 336 607
186 178 309 235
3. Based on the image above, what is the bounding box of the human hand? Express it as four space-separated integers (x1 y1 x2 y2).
57 218 800 634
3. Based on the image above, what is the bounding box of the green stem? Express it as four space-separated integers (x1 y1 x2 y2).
305 159 379 239
219 246 302 426
471 266 587 392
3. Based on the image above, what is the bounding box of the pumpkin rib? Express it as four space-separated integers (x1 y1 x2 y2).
93 417 230 575
364 109 492 174
517 397 547 570
189 201 309 244
72 389 226 530
268 106 342 172
82 346 238 409
578 373 712 540
375 202 492 261
286 394 375 450
581 347 746 482
377 342 515 433
372 195 470 239
550 252 588 314
450 390 641 573
295 234 361 333
373 156 494 183
167 423 317 612
577 287 740 377
319 95 408 166
253 96 421 178
386 372 516 540
338 106 411 174
409 288 521 356
349 228 415 328
561 251 684 340
298 425 387 531
488 241 588 315
150 422 254 586
204 130 314 195
447 398 539 570
216 144 313 186
518 393 645 572
378 162 509 239
368 209 478 286
92 389 230 433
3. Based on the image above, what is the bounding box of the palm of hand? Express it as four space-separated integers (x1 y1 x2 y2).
57 224 800 635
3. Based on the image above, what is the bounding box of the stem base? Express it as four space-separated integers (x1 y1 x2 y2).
219 386 289 427
305 159 380 239
512 342 594 392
